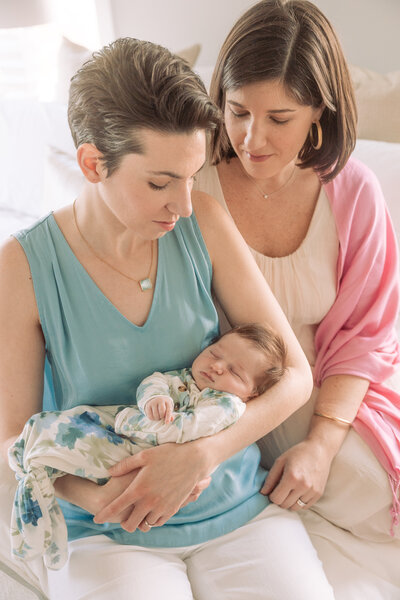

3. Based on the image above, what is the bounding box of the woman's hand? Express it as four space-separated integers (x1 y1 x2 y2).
93 441 212 532
90 471 141 523
260 439 334 511
261 377 369 511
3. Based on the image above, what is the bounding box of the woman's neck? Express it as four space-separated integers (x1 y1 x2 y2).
75 185 148 260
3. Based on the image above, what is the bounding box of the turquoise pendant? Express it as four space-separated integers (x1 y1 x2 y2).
139 278 152 292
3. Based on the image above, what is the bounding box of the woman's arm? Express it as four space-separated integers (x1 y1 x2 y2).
0 238 45 460
262 164 400 510
94 193 313 530
262 374 369 509
0 235 212 528
0 238 129 521
195 192 313 437
174 191 313 462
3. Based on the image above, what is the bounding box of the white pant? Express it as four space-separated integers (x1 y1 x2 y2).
37 505 335 600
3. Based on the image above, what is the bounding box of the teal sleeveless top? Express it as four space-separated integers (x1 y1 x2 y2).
15 212 269 548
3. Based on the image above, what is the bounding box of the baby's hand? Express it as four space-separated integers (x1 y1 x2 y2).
144 396 174 423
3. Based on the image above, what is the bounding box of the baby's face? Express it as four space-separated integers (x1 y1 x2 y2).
191 333 267 400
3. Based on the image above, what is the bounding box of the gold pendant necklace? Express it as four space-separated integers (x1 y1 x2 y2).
242 163 297 199
72 200 154 292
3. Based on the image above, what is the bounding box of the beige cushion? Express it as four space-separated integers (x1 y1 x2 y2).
176 43 201 66
350 64 400 143
55 36 202 104
55 36 92 104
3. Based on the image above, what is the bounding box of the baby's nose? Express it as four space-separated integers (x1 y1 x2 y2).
211 361 224 375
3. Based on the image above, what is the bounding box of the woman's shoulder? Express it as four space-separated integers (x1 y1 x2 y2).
328 156 382 193
0 234 30 277
325 156 384 214
191 189 226 215
13 212 54 240
0 235 40 323
324 157 388 245
191 190 233 237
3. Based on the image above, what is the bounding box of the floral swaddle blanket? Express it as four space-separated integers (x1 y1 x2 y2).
8 405 140 570
8 369 245 570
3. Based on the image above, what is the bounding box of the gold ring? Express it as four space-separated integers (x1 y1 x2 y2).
144 519 155 528
296 499 306 508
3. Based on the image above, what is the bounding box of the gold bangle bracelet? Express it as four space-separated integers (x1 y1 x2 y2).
313 411 353 426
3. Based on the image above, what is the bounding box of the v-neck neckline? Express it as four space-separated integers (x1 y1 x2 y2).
48 213 161 330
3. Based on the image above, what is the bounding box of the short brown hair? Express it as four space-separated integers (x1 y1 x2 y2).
68 37 222 176
210 0 357 182
224 323 287 395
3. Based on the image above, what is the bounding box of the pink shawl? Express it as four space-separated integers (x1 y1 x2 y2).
314 158 400 533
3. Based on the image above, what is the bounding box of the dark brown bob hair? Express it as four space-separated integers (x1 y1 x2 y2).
210 0 357 182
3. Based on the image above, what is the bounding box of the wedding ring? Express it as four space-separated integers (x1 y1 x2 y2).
144 519 154 528
296 499 307 508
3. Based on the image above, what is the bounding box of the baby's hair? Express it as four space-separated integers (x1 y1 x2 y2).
223 323 288 395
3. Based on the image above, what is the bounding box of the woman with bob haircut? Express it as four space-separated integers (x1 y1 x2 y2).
0 37 336 599
195 0 400 594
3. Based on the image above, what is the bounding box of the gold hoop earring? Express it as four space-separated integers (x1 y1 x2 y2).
309 121 323 150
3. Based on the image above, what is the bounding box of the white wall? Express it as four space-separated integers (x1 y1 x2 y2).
108 0 400 73
314 0 400 73
108 0 253 67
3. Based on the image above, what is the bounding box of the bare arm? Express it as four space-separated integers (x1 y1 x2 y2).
310 374 369 459
194 192 313 452
0 238 45 461
0 237 144 521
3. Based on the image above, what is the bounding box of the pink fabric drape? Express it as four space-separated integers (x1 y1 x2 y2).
314 158 400 533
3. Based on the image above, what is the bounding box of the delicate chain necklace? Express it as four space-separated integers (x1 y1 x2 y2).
242 163 297 199
72 199 155 292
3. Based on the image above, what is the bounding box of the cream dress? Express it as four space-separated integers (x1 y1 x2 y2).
195 164 400 599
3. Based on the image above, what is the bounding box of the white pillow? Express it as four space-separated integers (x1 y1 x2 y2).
0 208 37 243
43 102 76 158
43 146 84 214
354 139 400 366
55 36 202 104
0 99 78 217
353 139 400 241
55 37 92 104
0 100 49 216
350 65 400 143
